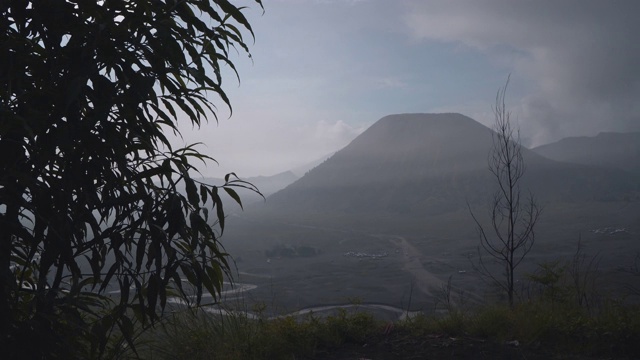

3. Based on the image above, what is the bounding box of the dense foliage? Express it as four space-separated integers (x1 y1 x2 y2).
0 0 261 357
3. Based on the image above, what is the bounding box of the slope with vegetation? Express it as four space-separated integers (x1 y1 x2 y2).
139 256 640 359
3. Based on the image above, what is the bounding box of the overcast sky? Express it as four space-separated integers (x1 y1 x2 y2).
172 0 640 177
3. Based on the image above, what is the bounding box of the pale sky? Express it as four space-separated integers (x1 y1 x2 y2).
172 0 640 177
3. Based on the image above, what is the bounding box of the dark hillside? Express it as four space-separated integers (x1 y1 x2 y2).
532 132 640 174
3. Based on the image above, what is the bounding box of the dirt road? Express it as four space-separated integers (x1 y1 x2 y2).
370 234 445 298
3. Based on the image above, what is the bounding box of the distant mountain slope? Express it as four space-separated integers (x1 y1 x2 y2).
532 132 640 173
290 153 334 177
198 171 298 198
190 171 299 214
266 113 640 217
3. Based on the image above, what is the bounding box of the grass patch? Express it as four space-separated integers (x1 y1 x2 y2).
133 252 640 359
133 298 640 359
139 306 381 360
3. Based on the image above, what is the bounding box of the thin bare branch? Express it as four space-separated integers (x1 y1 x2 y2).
468 75 541 307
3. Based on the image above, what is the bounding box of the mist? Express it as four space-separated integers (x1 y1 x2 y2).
175 0 640 331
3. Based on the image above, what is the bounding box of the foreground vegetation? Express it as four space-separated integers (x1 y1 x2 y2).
133 273 640 359
131 300 639 359
2 1 263 357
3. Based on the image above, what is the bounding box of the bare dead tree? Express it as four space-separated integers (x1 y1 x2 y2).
469 76 542 307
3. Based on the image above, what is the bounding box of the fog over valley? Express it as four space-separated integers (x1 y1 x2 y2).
203 112 640 317
28 0 640 321
170 1 640 317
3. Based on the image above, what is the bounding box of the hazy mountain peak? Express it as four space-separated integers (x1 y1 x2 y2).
336 112 492 165
377 112 484 124
267 113 498 213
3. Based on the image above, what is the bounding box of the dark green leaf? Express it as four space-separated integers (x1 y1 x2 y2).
223 187 243 209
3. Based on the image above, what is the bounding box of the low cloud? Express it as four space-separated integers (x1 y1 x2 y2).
371 76 408 89
175 114 364 177
403 0 640 145
313 120 366 145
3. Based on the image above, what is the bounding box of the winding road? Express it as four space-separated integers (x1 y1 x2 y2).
163 223 487 318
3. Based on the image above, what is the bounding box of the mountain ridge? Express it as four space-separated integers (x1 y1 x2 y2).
532 131 640 174
264 113 640 217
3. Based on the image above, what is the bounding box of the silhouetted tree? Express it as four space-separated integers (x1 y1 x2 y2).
0 1 261 357
470 77 541 307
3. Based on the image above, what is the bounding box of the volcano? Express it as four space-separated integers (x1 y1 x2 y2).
266 113 640 217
